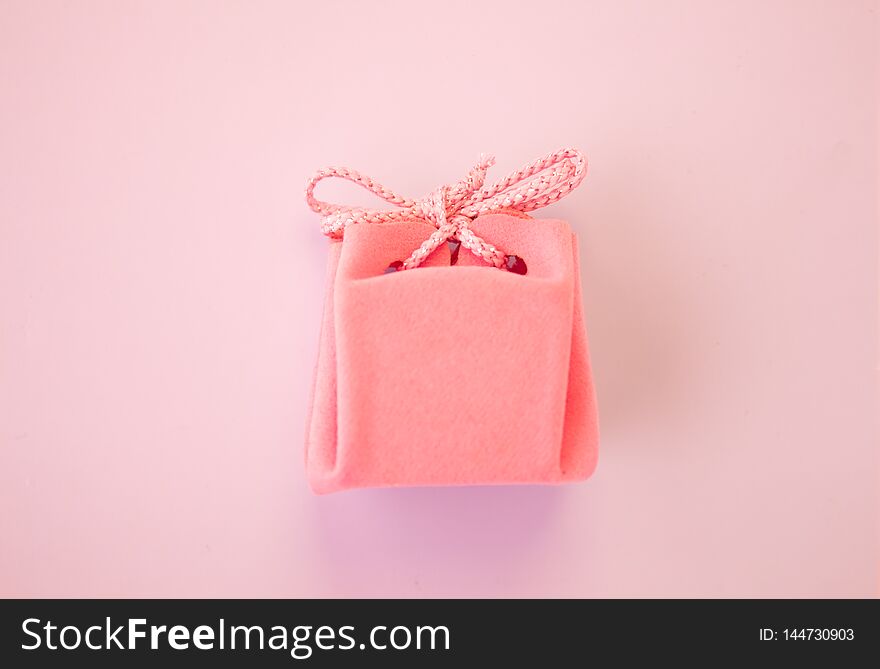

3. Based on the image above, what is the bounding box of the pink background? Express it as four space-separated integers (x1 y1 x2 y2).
1 1 877 597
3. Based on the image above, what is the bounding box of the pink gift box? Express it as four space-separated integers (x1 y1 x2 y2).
305 212 599 494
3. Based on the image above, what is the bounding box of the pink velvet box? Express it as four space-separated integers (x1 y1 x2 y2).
305 212 599 494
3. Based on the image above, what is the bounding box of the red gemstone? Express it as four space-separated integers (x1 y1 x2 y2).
383 260 404 274
504 254 527 275
447 238 461 265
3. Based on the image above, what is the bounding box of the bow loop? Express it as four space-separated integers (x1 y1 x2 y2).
306 148 587 271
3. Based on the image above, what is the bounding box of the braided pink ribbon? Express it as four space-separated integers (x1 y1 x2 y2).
306 148 587 271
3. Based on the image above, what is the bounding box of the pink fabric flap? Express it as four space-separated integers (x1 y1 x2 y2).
305 213 598 493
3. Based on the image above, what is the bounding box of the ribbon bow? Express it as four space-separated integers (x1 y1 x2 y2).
305 148 587 273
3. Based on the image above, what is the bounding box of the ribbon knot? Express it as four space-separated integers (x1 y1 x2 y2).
306 148 587 271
